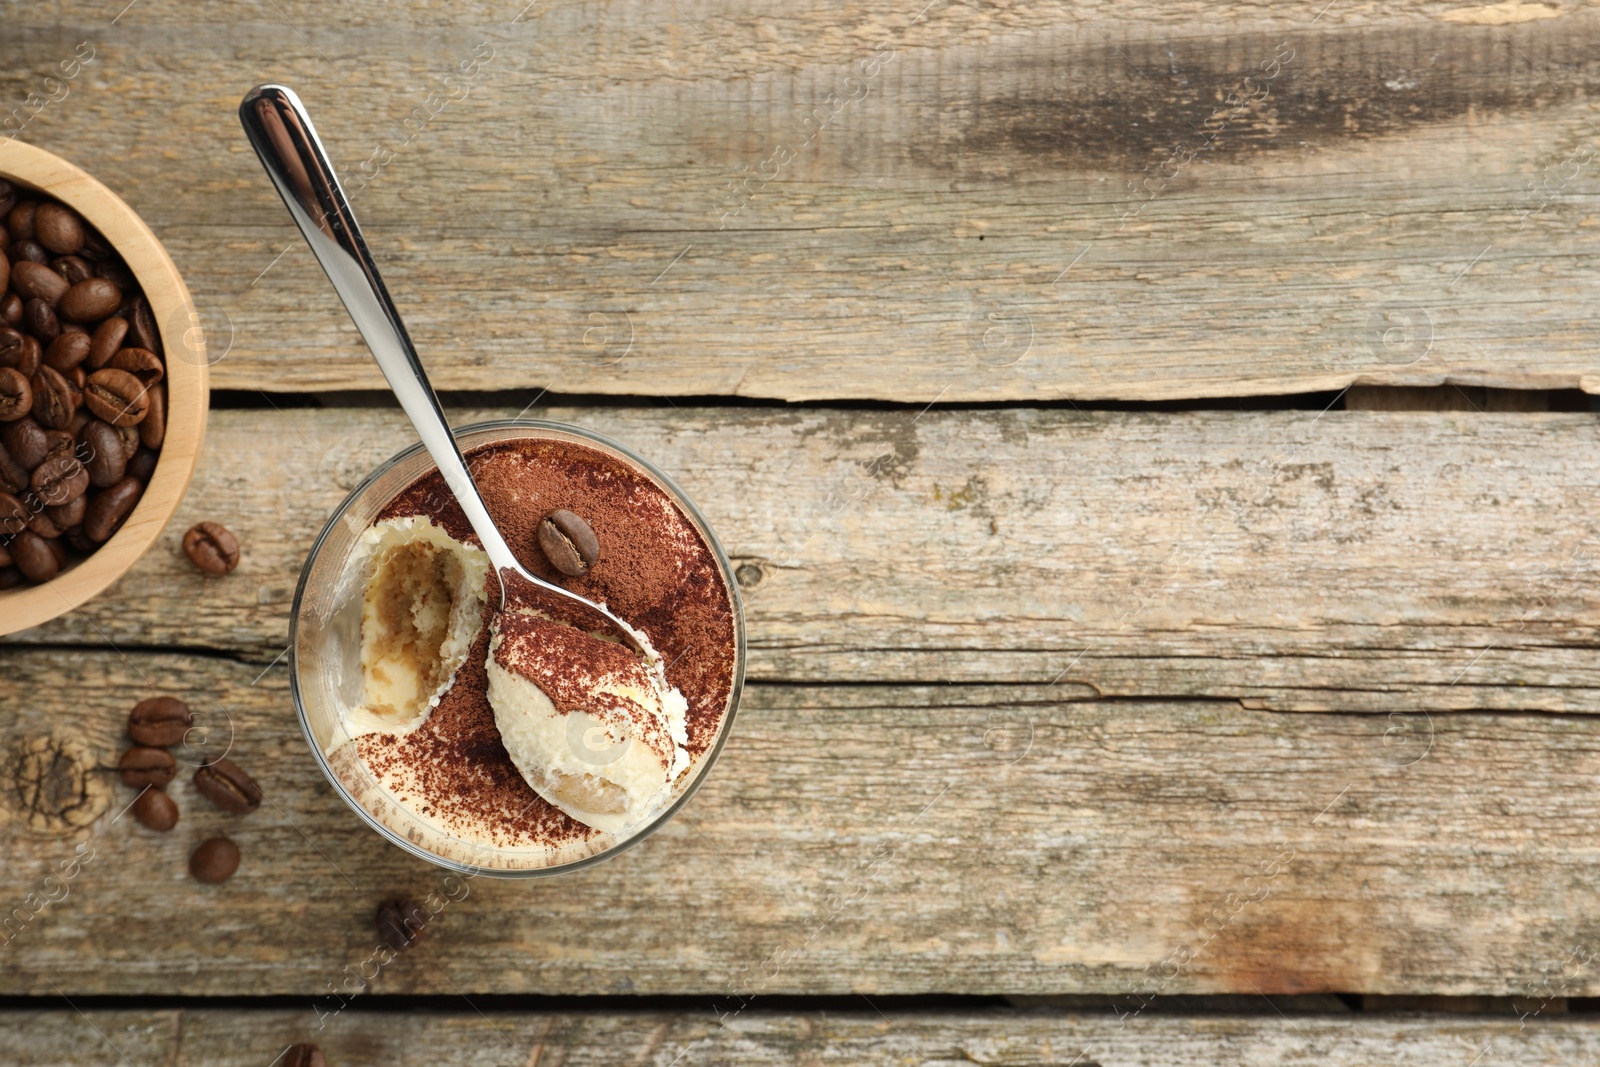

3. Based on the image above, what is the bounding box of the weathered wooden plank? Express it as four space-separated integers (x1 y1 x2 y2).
13 405 1600 712
7 1008 1600 1066
4 650 1600 996
5 5 1600 399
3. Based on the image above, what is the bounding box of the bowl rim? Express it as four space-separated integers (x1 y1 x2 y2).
289 417 748 878
0 138 209 633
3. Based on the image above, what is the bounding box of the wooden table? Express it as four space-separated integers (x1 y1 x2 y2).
8 2 1600 1062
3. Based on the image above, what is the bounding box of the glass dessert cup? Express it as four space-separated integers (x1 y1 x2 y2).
291 419 746 877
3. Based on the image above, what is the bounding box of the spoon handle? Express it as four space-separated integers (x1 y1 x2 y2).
238 84 522 581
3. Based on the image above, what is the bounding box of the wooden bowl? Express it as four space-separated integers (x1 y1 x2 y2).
0 140 208 634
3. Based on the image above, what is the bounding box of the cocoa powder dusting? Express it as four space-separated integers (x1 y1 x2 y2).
360 435 737 849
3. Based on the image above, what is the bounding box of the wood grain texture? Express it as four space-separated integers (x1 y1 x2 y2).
13 405 1600 714
6 1008 1600 1066
4 650 1600 996
5 3 1600 399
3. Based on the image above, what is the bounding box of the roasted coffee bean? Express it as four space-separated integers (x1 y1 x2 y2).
132 788 179 832
183 521 239 575
127 696 192 747
114 421 139 459
139 383 165 449
3 417 48 468
87 316 127 370
11 530 57 582
84 476 141 542
0 330 41 377
12 239 47 265
62 525 95 554
33 203 85 255
109 346 162 386
42 428 73 461
10 260 68 305
126 446 157 483
119 746 177 788
83 368 147 427
193 757 262 814
26 506 62 539
80 419 126 486
44 329 90 372
376 898 427 952
30 366 77 429
537 509 601 576
0 367 29 421
45 493 85 528
52 255 93 286
59 277 120 323
128 297 160 354
0 248 7 295
0 491 28 535
79 228 111 262
23 297 58 345
0 445 25 494
0 292 20 326
6 201 35 242
283 1044 325 1067
190 837 240 883
30 452 87 505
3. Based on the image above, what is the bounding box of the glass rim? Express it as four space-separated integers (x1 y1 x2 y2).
288 417 747 878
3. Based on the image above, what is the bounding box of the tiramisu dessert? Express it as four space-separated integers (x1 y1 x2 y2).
321 433 738 868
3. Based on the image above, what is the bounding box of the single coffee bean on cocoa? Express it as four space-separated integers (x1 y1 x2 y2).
2 418 46 468
44 330 91 372
83 368 147 426
126 446 157 482
87 316 127 369
536 509 601 576
118 746 176 788
283 1044 325 1067
33 203 85 255
193 757 262 814
10 260 68 306
0 292 20 326
6 201 35 241
23 297 58 344
376 897 427 952
59 277 120 323
109 346 162 386
127 696 192 747
84 476 142 541
139 383 165 449
30 366 77 430
0 367 30 420
189 837 240 884
80 419 126 486
44 493 85 529
183 522 239 575
132 787 179 832
30 452 87 506
11 530 58 582
52 255 93 286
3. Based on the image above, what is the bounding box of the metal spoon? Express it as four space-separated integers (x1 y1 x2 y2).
239 83 645 654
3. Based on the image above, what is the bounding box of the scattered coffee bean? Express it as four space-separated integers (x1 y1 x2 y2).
283 1044 325 1067
11 529 57 582
0 367 29 420
83 475 141 542
183 521 239 575
189 836 239 884
376 897 427 952
119 746 177 788
536 509 600 577
193 757 262 814
132 787 179 832
33 203 85 255
127 695 192 747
